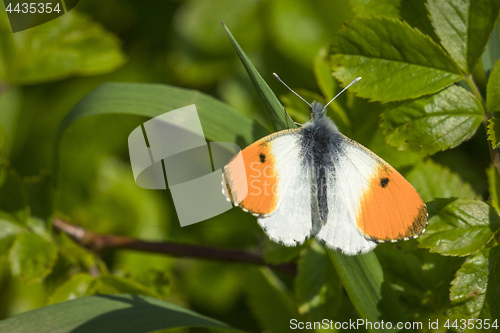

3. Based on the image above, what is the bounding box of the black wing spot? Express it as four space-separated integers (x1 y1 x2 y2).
259 153 266 163
380 177 389 188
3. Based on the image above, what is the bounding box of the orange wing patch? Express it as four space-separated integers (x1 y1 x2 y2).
356 164 427 242
223 139 279 215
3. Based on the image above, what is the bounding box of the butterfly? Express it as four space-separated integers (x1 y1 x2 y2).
222 75 427 255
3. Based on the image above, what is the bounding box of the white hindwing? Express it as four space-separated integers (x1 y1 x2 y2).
256 132 312 246
316 136 378 255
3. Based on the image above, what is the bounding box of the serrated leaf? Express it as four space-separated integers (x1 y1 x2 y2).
427 0 500 74
330 16 462 102
3 12 126 85
8 233 58 284
487 60 500 114
418 199 500 256
450 246 500 328
0 294 231 333
223 23 292 131
295 241 342 321
376 243 464 318
487 118 500 148
486 164 500 213
366 127 424 168
381 85 483 155
348 0 439 42
406 159 478 202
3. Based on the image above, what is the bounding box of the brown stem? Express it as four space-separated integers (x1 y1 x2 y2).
53 218 297 276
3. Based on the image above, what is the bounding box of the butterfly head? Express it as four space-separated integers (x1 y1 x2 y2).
310 101 326 120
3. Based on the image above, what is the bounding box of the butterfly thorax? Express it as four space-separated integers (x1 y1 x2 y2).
300 102 343 233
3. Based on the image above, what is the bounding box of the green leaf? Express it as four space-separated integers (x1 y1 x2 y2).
427 0 500 74
0 164 29 224
0 2 16 79
486 164 500 213
348 0 439 43
89 275 159 298
376 243 464 319
48 273 96 305
487 60 500 114
279 90 324 124
0 217 24 255
405 159 478 202
348 0 400 17
8 232 58 284
295 241 342 321
246 268 301 332
487 118 500 148
418 199 500 256
222 23 292 131
56 233 106 272
450 246 500 327
49 272 160 305
330 16 462 102
0 123 5 157
328 251 408 332
366 127 424 168
314 47 336 100
482 25 500 74
54 82 269 178
381 85 483 155
3 12 126 85
263 240 304 264
0 294 231 333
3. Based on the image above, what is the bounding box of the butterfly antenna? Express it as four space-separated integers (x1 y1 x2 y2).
322 77 362 112
273 73 311 108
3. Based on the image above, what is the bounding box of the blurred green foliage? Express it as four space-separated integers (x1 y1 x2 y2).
0 0 500 332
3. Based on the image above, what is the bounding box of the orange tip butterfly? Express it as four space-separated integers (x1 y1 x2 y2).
222 75 427 255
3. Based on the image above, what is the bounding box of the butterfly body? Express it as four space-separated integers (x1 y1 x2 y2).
223 101 427 255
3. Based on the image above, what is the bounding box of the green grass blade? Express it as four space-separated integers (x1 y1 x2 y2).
0 294 232 333
328 251 409 333
53 82 268 179
222 23 293 131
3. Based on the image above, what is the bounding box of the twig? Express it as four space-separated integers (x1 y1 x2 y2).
53 218 297 276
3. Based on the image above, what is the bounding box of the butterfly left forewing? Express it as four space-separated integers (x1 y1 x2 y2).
223 129 313 245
